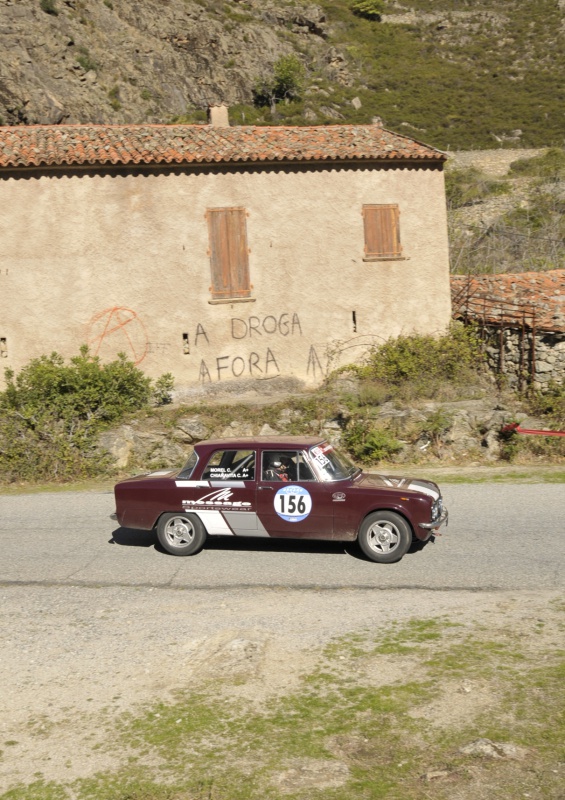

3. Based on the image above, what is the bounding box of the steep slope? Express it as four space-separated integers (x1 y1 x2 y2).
1 0 564 148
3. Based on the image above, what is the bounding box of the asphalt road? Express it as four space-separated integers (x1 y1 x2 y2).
1 483 564 590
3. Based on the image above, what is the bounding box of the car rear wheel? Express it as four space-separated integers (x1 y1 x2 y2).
157 512 206 556
358 511 412 564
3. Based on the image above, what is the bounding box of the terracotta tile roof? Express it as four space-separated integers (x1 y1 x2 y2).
0 123 445 169
451 270 565 332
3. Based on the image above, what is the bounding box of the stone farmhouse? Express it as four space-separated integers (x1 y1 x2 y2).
0 111 451 396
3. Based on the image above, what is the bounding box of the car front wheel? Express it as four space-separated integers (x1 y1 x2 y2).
358 511 412 564
157 512 206 556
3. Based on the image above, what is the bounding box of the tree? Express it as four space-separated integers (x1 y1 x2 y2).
253 54 305 113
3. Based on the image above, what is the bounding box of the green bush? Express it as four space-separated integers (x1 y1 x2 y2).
527 381 565 427
357 380 391 407
39 0 58 15
498 421 524 463
76 49 98 73
354 324 482 397
509 148 565 180
253 54 305 108
419 408 454 446
0 348 172 483
342 421 403 464
351 0 385 20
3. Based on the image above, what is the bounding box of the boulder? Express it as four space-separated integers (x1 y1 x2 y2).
97 425 134 469
174 417 211 443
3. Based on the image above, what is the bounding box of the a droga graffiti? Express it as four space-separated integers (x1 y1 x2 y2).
231 313 302 340
87 306 148 365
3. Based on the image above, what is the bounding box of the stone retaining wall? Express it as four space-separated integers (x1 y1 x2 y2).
483 327 565 389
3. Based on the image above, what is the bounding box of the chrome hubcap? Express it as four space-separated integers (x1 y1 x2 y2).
165 517 194 546
367 521 400 554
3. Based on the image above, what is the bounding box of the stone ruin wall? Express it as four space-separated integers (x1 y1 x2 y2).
482 327 565 389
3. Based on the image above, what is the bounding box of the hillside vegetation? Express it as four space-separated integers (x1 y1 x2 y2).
1 0 564 149
446 147 565 274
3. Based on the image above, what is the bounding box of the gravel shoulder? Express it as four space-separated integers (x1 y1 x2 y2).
1 585 563 792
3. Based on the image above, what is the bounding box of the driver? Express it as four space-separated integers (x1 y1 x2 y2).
265 455 290 482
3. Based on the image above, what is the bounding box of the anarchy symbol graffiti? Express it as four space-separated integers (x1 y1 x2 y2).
87 306 148 365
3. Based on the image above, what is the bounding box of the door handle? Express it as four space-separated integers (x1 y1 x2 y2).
258 485 274 490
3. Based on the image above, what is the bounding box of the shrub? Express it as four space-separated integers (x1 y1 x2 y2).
498 422 521 463
0 348 172 483
509 148 565 180
343 421 403 464
153 373 175 406
254 54 305 108
76 49 98 73
527 381 565 427
417 408 454 453
39 0 58 15
354 324 482 397
351 0 385 20
357 380 391 407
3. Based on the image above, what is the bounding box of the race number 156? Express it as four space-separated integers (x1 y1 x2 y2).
274 486 312 523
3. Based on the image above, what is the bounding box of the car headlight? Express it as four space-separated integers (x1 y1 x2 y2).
431 497 443 522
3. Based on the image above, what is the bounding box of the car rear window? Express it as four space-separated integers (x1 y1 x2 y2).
202 449 255 481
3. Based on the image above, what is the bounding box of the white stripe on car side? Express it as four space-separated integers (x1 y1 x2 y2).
210 481 247 488
192 510 235 535
175 480 210 488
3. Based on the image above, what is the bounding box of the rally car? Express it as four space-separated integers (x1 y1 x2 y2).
112 436 448 563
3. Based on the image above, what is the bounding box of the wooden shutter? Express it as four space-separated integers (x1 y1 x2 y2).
207 208 251 299
363 204 402 258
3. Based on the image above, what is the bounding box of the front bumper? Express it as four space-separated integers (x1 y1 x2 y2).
419 507 449 530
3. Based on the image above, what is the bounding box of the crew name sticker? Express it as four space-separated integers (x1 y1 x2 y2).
274 485 312 523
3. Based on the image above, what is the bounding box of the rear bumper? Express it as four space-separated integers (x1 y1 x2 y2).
419 507 449 531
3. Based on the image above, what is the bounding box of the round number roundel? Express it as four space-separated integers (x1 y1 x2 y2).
274 485 312 523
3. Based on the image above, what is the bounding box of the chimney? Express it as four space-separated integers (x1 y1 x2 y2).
208 104 230 127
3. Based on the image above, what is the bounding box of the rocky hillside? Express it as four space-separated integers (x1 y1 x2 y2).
1 0 564 149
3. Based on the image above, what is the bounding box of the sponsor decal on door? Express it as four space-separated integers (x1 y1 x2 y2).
182 488 251 508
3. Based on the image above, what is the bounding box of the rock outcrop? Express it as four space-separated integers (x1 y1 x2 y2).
0 0 333 125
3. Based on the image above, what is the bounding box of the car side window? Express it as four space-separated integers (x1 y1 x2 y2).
261 451 315 482
202 449 255 481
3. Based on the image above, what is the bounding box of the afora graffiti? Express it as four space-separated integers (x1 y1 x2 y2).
199 349 280 383
231 313 302 340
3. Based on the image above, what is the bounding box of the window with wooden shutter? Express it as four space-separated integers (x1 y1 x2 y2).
362 204 402 260
206 207 251 300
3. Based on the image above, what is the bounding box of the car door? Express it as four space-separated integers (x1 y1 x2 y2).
256 450 334 539
181 448 261 537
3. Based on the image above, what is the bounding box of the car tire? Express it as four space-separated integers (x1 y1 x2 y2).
357 511 412 564
156 512 206 556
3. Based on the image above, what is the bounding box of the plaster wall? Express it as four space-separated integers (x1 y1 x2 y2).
0 162 451 394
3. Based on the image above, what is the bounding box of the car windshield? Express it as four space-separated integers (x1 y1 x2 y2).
308 443 359 482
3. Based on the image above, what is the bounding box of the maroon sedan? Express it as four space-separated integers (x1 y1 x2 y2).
112 437 448 563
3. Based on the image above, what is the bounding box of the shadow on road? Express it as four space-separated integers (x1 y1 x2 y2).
110 527 432 562
109 527 156 548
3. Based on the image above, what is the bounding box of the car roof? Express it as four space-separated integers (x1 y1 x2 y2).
194 436 326 451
